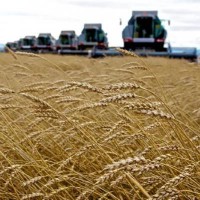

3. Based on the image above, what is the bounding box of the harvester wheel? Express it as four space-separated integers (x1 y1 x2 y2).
124 42 133 51
155 43 164 52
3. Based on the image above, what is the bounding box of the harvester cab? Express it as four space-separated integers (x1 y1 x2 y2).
20 36 37 51
122 11 167 51
57 31 78 51
36 33 56 52
78 24 108 50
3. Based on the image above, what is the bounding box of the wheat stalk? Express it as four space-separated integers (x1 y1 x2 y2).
15 51 63 71
5 46 18 59
21 193 44 200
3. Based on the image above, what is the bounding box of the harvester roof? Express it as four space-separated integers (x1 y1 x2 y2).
60 31 75 35
24 36 36 39
84 23 102 29
38 33 52 37
132 11 158 18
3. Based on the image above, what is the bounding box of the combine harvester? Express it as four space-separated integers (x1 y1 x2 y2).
78 23 108 50
122 10 167 51
57 31 78 53
36 33 57 53
17 36 37 52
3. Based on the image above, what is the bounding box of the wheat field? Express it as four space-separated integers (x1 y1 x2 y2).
0 50 199 199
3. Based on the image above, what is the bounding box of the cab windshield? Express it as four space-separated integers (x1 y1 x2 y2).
59 35 71 45
85 29 105 42
85 29 98 42
134 17 153 38
23 39 34 46
38 37 51 45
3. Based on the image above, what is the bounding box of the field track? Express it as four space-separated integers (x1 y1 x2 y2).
0 52 199 199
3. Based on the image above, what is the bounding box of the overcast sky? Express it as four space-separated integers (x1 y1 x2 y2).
1 0 200 47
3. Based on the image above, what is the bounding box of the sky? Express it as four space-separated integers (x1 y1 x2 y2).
0 0 200 48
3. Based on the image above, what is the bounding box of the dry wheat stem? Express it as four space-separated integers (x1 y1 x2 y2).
12 64 30 71
5 46 18 59
116 48 168 101
126 172 151 198
121 61 140 67
21 193 44 200
15 51 64 71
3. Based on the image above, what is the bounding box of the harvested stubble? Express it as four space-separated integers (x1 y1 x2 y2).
0 52 199 200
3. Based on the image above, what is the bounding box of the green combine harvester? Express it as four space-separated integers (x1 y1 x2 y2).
78 24 108 50
122 11 167 51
